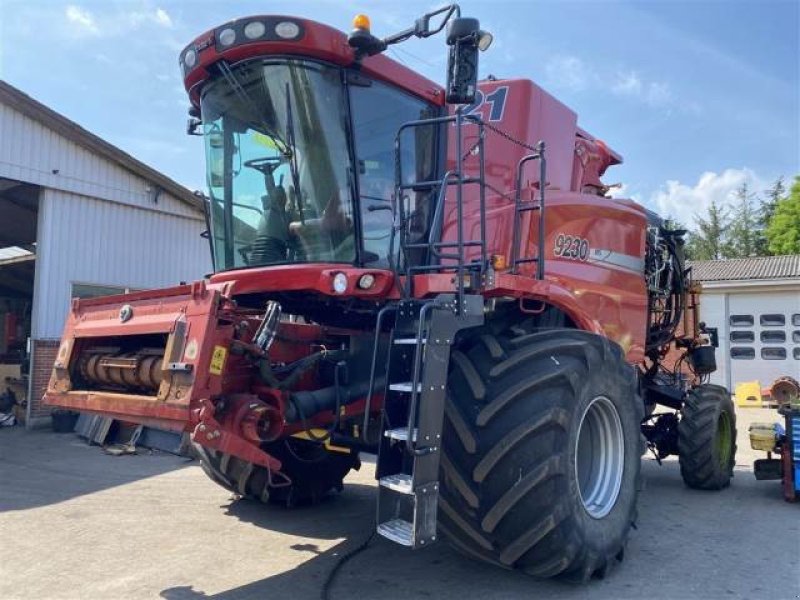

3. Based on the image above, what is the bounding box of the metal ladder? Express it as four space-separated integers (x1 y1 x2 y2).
369 294 483 548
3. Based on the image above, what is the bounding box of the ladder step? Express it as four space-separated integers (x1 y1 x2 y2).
377 518 414 546
393 338 426 345
379 473 413 494
389 382 422 393
384 427 418 442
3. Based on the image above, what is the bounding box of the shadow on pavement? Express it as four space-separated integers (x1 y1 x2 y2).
159 459 799 600
0 427 189 512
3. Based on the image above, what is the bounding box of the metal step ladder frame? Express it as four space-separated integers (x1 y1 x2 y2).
374 294 483 548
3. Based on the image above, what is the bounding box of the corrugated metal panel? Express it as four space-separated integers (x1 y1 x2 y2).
689 255 800 282
0 101 198 219
33 188 211 339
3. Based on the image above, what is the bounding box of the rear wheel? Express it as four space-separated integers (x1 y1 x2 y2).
678 384 736 490
440 328 643 581
193 438 360 506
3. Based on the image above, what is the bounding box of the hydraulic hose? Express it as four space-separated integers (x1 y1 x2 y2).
285 377 385 423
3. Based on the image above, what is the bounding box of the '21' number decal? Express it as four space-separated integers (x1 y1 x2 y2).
554 233 590 261
462 86 509 122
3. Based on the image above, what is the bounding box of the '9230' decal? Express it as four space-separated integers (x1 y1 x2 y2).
554 233 590 261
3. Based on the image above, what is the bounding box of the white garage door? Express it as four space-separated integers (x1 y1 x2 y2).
727 291 800 389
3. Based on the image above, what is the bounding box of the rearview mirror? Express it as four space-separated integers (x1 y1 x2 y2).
445 17 490 104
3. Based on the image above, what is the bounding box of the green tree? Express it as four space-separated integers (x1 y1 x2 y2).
756 176 785 255
727 182 761 257
766 176 800 255
686 200 730 260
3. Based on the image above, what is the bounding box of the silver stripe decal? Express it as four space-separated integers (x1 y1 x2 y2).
587 249 644 274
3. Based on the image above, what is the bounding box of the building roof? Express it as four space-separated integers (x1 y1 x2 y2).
689 255 800 282
0 80 201 211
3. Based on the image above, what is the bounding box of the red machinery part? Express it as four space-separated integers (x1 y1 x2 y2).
78 350 164 392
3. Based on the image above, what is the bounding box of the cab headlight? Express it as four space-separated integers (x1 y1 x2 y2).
332 273 348 294
244 21 266 40
275 21 301 39
218 28 236 47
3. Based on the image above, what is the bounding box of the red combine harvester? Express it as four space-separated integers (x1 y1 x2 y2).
45 6 736 580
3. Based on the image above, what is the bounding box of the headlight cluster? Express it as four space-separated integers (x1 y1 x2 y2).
214 18 303 51
179 18 304 75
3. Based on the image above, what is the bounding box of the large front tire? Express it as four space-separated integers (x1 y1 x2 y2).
440 328 643 581
194 438 360 506
678 384 736 490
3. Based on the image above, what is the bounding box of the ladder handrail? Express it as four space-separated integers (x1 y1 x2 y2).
510 142 547 278
362 304 397 441
405 301 435 453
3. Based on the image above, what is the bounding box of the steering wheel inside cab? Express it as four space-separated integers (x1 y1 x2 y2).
244 156 286 176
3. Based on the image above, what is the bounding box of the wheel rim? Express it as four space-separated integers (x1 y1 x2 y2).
575 396 625 519
715 411 732 470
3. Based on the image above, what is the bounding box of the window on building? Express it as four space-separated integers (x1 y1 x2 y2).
794 347 800 360
792 314 800 326
730 346 755 360
760 314 785 327
760 330 786 343
793 331 800 343
729 331 754 343
729 314 754 327
71 283 130 299
761 347 786 360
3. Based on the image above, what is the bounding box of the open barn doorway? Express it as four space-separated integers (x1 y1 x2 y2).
0 177 40 426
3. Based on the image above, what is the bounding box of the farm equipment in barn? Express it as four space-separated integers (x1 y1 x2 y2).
44 6 736 581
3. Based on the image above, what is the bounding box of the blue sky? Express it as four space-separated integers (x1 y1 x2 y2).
1 0 798 226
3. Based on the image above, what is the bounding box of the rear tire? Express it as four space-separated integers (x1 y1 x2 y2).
678 384 736 490
440 328 643 581
193 438 360 506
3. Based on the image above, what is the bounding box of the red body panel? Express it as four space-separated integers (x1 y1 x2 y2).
435 78 647 360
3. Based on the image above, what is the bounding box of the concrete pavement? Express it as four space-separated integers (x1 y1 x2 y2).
0 407 797 600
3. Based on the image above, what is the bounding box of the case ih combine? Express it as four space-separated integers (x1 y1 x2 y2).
45 6 736 581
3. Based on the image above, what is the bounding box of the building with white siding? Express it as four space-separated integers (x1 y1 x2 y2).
690 255 800 394
0 81 210 427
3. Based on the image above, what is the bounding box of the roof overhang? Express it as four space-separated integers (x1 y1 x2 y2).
0 81 201 212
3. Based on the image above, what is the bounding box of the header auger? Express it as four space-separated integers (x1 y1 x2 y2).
46 5 735 581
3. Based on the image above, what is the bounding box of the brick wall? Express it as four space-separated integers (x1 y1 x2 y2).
29 339 60 423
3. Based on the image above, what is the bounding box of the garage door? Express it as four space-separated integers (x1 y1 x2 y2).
727 291 800 389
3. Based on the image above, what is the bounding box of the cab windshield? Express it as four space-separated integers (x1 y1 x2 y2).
202 59 354 270
201 58 438 271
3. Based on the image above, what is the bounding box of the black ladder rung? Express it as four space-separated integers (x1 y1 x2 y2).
399 176 482 191
514 257 540 264
407 264 462 273
403 240 483 250
516 203 542 213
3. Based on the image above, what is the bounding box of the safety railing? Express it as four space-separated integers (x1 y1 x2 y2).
510 143 546 278
392 109 548 305
393 109 486 309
